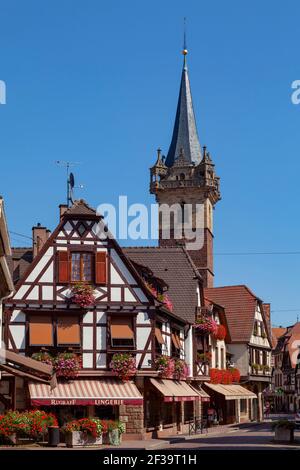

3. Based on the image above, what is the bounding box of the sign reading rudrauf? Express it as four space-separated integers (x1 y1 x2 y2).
30 398 143 406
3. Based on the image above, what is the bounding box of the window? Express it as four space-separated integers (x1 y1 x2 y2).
110 316 134 347
57 316 80 345
155 323 164 354
220 348 225 369
57 250 107 284
171 330 182 357
184 401 194 423
29 316 53 346
71 252 93 282
215 347 219 368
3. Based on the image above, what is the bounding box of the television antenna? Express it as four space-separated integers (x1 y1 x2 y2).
56 161 83 207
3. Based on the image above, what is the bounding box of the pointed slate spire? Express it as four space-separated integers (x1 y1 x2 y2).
165 47 202 167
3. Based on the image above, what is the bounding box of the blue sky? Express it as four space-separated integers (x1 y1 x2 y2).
0 1 300 326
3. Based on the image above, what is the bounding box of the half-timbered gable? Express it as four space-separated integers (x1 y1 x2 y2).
4 200 160 371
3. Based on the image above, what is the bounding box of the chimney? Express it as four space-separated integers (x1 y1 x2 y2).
263 303 271 333
32 223 48 258
59 204 68 220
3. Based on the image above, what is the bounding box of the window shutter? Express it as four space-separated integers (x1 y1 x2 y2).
95 252 107 284
58 251 69 283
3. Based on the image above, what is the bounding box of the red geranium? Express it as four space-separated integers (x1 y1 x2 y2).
213 325 227 341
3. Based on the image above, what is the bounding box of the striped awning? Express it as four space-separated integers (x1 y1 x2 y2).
28 379 143 406
204 383 257 401
150 378 201 402
190 384 210 402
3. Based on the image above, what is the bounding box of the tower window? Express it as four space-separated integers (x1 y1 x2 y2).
180 173 185 180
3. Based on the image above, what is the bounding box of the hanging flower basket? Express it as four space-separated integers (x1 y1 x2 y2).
174 359 189 380
213 324 227 341
110 353 136 381
155 355 175 378
71 283 96 308
194 316 218 335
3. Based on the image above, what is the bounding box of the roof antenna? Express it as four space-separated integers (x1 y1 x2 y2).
56 161 83 207
182 17 188 69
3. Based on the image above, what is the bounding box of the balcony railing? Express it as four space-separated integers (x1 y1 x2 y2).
195 361 210 377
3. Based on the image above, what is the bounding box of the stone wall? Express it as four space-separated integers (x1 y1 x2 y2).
119 404 144 440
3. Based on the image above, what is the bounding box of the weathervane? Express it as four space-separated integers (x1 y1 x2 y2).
182 17 188 68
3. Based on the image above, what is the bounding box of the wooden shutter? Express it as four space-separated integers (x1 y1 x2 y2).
58 251 69 283
95 252 107 284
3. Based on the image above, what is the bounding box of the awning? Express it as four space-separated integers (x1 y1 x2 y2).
204 383 257 400
150 378 201 402
190 384 210 402
28 378 143 406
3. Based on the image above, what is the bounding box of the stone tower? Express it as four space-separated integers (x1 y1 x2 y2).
150 49 221 287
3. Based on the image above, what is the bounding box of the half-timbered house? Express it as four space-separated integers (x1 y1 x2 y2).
3 200 215 438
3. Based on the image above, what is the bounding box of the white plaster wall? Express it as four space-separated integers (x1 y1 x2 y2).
10 325 26 349
136 311 150 324
185 327 193 377
227 344 248 375
96 326 106 350
26 248 53 282
136 327 151 350
82 326 93 349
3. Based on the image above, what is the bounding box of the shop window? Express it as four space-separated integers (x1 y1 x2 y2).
57 250 107 284
184 401 194 423
110 316 134 347
57 316 80 346
163 403 173 425
240 399 247 414
29 316 53 346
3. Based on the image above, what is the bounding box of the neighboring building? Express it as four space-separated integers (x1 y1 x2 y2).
272 323 300 412
205 286 272 421
0 197 14 342
149 49 220 288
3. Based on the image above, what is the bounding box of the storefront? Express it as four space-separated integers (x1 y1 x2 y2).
144 378 209 437
204 383 257 424
27 378 144 439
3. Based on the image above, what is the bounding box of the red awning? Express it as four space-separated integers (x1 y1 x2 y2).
28 378 143 406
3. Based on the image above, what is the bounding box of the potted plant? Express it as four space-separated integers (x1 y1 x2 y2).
155 355 175 378
110 353 136 381
0 410 58 445
251 363 260 374
106 421 125 446
64 418 103 447
272 420 295 442
71 283 96 308
196 352 211 364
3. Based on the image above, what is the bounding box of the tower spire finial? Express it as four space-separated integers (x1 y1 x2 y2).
182 17 188 69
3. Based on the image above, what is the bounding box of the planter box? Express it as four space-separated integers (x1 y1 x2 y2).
108 429 122 446
65 431 103 448
274 428 294 443
6 433 36 446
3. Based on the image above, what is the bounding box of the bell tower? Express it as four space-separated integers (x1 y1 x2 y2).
150 47 221 287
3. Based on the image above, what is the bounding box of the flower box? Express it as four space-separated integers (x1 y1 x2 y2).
65 431 103 447
108 429 122 446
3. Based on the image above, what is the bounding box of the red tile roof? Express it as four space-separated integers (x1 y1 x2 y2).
204 285 260 343
271 327 287 348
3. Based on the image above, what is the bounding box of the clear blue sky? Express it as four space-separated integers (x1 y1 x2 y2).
0 0 299 327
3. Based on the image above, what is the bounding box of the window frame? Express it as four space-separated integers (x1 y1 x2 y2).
70 251 94 283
